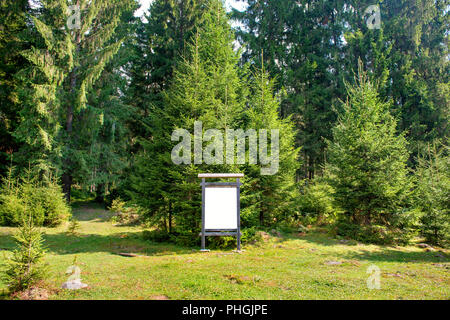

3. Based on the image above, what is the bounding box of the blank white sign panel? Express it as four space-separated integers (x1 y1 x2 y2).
204 187 238 230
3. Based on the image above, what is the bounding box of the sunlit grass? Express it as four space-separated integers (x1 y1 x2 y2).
0 204 448 300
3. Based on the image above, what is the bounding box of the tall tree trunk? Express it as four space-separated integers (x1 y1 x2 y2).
259 190 264 226
95 183 105 203
168 201 173 234
62 1 81 203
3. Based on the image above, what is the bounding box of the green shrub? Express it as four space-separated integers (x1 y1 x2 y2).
0 193 25 226
109 198 126 214
0 191 47 226
208 236 236 249
241 227 263 245
109 198 140 225
335 219 414 245
205 227 263 249
0 169 71 227
67 217 81 235
298 179 338 225
170 231 199 247
141 226 262 250
32 184 71 226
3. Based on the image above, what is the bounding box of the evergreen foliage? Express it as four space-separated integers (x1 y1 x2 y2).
327 63 414 243
128 0 244 239
242 67 300 227
0 0 448 247
1 194 47 293
415 143 450 246
0 167 70 227
0 0 30 177
128 1 299 241
13 0 137 202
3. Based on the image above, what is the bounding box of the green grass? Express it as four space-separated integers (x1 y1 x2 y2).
0 203 449 300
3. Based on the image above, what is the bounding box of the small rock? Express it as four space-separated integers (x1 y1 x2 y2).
417 243 432 249
270 229 282 237
384 272 403 278
432 263 450 269
118 252 149 258
150 295 170 300
258 231 271 241
325 261 342 266
61 280 88 290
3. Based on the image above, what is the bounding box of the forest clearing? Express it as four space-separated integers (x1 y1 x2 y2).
0 203 448 300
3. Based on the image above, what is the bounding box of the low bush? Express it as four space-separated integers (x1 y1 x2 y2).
334 219 415 245
141 226 263 249
0 170 70 227
298 179 338 225
109 198 140 225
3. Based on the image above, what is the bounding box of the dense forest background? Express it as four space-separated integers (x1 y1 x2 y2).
0 0 448 246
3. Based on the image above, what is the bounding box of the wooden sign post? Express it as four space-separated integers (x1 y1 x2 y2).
198 173 244 252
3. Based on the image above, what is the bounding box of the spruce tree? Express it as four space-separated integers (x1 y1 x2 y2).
129 1 300 238
2 213 47 293
415 143 450 246
14 0 136 202
343 0 449 165
0 0 30 177
2 169 47 292
243 66 300 227
125 0 211 147
327 63 412 236
128 0 245 238
232 0 347 179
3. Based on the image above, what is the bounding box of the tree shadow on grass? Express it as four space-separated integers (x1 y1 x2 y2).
286 232 450 264
71 206 114 222
336 247 450 264
0 231 195 257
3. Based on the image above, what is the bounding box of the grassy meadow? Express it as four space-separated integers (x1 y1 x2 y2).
0 203 448 300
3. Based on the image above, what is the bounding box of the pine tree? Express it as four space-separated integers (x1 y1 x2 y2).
2 187 47 293
327 63 412 233
242 66 300 227
78 5 138 203
128 0 245 238
415 143 450 246
14 0 136 202
125 0 211 148
129 1 300 238
232 0 348 179
0 0 30 177
67 216 80 235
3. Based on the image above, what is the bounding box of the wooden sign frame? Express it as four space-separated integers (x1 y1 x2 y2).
198 173 244 252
